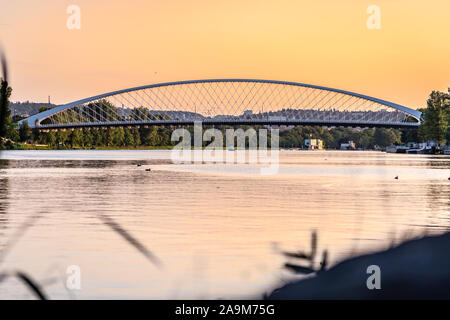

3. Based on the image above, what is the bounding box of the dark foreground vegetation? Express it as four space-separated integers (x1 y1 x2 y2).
268 231 450 299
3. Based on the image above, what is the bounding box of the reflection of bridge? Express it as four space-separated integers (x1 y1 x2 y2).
21 79 422 129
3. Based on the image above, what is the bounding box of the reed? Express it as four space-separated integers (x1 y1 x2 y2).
98 214 163 268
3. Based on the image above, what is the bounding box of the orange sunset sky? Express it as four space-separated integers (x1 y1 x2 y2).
0 0 449 108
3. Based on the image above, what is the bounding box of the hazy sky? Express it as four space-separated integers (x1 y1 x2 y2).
0 0 449 108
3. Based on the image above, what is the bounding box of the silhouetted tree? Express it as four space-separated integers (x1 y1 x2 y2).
18 121 32 142
0 78 12 138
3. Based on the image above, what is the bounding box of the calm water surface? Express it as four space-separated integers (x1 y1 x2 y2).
0 150 449 299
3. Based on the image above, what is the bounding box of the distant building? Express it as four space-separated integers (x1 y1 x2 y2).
305 139 323 150
340 141 356 150
242 110 253 117
407 142 419 148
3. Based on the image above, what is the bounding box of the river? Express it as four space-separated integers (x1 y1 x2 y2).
0 150 449 299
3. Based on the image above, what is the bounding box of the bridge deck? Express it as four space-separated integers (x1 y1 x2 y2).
35 119 420 130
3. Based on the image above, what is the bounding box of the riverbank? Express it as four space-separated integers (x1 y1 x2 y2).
0 143 175 151
268 231 450 299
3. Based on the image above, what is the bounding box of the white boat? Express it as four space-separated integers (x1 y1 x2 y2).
386 146 398 153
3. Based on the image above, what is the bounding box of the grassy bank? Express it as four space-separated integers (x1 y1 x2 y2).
1 143 176 150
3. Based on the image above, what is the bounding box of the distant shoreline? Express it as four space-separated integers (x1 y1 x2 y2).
6 144 377 151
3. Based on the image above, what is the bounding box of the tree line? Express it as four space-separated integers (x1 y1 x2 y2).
18 125 174 149
5 122 414 150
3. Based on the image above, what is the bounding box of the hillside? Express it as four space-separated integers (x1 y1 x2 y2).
9 102 58 117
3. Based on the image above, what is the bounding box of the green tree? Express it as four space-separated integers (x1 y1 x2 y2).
0 78 12 138
18 121 32 142
39 131 57 146
143 126 160 146
8 126 19 142
55 130 69 147
400 128 418 144
92 128 103 147
32 127 40 143
158 127 172 146
373 128 401 148
38 105 51 113
112 127 125 146
421 90 450 145
359 128 375 149
131 127 141 146
124 128 135 146
47 131 57 146
68 129 82 148
103 128 114 146
82 129 94 147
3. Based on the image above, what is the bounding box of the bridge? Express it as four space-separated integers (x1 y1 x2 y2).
20 79 422 129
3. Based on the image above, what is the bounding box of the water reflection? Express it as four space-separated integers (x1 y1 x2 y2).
0 160 9 244
0 150 448 299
